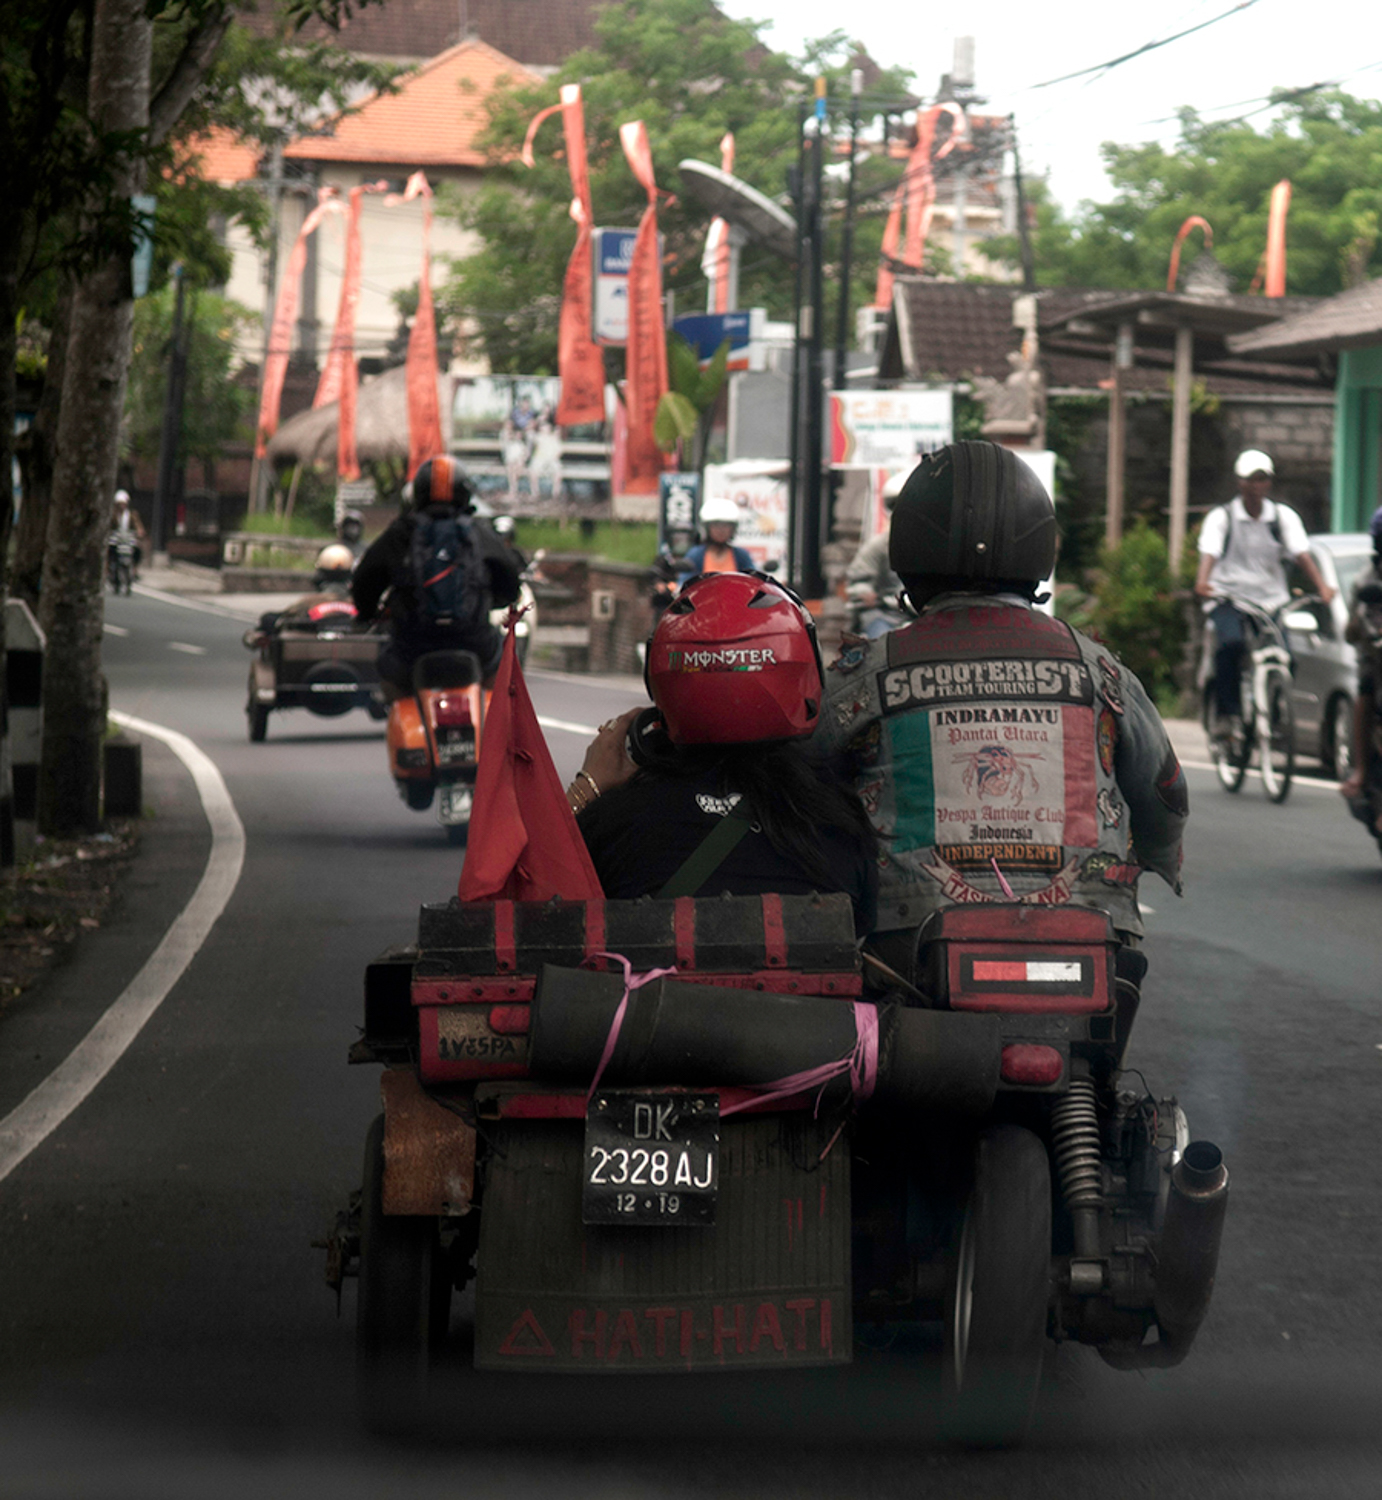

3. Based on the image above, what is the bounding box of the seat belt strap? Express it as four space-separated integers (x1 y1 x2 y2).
656 799 756 898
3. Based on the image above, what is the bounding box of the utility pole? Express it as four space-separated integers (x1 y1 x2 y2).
786 99 807 591
832 67 863 392
799 77 828 599
152 262 187 557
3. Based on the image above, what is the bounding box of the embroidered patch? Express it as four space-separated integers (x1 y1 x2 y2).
936 842 1063 874
1081 851 1140 886
834 694 867 728
831 639 868 674
1097 787 1124 828
877 658 1093 714
695 791 743 817
1155 748 1189 816
857 777 885 818
1097 656 1124 716
849 720 882 766
921 853 1081 907
1097 708 1117 775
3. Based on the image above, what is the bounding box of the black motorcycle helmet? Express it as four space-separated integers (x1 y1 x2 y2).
889 440 1057 598
411 455 474 513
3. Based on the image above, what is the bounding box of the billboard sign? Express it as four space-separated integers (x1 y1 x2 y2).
828 389 953 470
671 310 761 372
592 228 637 346
658 472 700 544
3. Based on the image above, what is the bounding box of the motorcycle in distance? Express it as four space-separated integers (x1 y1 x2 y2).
1344 579 1382 856
242 591 387 742
325 885 1229 1445
385 649 485 845
106 532 136 595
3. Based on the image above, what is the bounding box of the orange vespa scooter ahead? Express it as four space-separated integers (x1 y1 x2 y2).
386 650 487 844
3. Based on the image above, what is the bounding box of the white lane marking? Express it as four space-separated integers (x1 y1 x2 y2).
1180 757 1340 792
102 623 130 637
168 642 207 656
131 582 262 621
537 715 598 737
0 713 245 1184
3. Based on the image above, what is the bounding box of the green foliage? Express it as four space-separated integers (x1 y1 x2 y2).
123 283 257 466
990 90 1382 296
654 391 699 450
440 1 916 373
516 518 659 566
1085 521 1187 707
233 510 336 539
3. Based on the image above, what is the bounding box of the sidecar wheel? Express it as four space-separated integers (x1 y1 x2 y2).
247 704 269 743
356 1115 450 1420
943 1124 1051 1446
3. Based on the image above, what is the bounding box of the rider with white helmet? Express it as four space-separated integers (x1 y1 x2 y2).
676 496 756 583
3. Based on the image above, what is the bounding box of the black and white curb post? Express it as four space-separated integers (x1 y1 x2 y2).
4 598 45 866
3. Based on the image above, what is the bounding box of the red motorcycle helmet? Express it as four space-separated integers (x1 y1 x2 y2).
645 572 823 744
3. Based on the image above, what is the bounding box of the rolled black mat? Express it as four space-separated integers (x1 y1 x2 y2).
529 966 1001 1115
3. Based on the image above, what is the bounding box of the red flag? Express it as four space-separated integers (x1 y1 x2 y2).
255 189 340 456
619 120 669 495
458 625 604 904
387 171 445 479
524 85 606 427
316 181 388 481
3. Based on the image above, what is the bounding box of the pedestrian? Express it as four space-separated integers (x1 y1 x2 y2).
1194 448 1334 743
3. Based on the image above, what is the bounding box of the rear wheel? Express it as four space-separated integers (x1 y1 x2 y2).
356 1115 450 1419
943 1124 1051 1446
1260 669 1295 803
404 780 435 811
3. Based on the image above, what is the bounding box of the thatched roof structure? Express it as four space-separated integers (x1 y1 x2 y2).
266 365 451 467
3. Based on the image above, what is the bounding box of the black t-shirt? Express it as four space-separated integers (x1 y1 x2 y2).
577 768 877 936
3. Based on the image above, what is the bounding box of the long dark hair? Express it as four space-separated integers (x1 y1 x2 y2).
631 739 879 890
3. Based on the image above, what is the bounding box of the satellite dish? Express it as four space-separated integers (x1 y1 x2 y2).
678 160 797 262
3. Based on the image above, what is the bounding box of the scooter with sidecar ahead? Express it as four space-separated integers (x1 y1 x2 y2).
323 888 1228 1444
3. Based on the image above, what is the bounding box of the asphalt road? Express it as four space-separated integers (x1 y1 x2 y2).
0 588 1379 1497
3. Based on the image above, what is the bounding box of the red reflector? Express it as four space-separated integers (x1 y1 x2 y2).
488 1004 530 1034
1000 1044 1064 1085
434 694 473 727
973 960 1028 983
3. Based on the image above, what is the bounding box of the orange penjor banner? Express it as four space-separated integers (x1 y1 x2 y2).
523 85 606 426
1167 215 1213 292
387 172 444 479
702 132 735 314
255 188 341 457
1264 180 1291 298
619 120 669 495
315 181 388 480
874 103 967 310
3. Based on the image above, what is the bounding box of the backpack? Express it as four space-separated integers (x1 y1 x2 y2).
1219 500 1283 559
409 508 488 631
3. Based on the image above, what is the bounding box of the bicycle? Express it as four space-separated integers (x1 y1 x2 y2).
1201 596 1297 803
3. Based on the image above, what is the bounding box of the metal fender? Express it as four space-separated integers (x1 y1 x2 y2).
380 1068 476 1217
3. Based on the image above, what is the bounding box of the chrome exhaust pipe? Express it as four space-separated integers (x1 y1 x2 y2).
1151 1139 1229 1364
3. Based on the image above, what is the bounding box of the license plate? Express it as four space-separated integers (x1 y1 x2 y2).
582 1091 718 1226
436 730 475 765
437 785 473 824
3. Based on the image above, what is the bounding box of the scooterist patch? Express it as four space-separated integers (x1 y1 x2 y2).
877 657 1093 714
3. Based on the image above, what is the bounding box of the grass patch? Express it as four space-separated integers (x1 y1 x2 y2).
515 518 658 567
230 512 335 540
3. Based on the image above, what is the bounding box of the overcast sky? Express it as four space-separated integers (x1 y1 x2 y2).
717 0 1382 210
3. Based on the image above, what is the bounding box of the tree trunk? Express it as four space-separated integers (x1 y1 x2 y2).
0 230 21 868
37 0 152 838
13 283 73 609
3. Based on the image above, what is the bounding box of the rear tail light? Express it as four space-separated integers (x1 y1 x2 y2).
434 694 474 728
1000 1044 1064 1086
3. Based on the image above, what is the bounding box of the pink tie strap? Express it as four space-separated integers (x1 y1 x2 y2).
721 1001 879 1117
584 951 678 1101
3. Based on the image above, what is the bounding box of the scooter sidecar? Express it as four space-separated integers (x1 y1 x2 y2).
244 601 386 742
326 892 1228 1445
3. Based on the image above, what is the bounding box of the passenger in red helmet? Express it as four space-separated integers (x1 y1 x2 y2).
567 573 879 933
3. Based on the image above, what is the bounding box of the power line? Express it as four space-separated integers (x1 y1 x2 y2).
1027 0 1260 90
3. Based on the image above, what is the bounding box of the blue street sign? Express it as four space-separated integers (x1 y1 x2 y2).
672 312 752 362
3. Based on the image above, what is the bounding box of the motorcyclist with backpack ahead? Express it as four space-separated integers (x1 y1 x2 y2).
814 440 1189 981
351 455 523 697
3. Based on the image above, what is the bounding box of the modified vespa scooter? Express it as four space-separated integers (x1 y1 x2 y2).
325 885 1228 1443
384 651 486 844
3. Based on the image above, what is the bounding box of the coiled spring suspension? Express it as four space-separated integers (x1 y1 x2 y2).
1052 1077 1104 1261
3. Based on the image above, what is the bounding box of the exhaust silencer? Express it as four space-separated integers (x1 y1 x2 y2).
1151 1139 1230 1363
528 966 1001 1115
